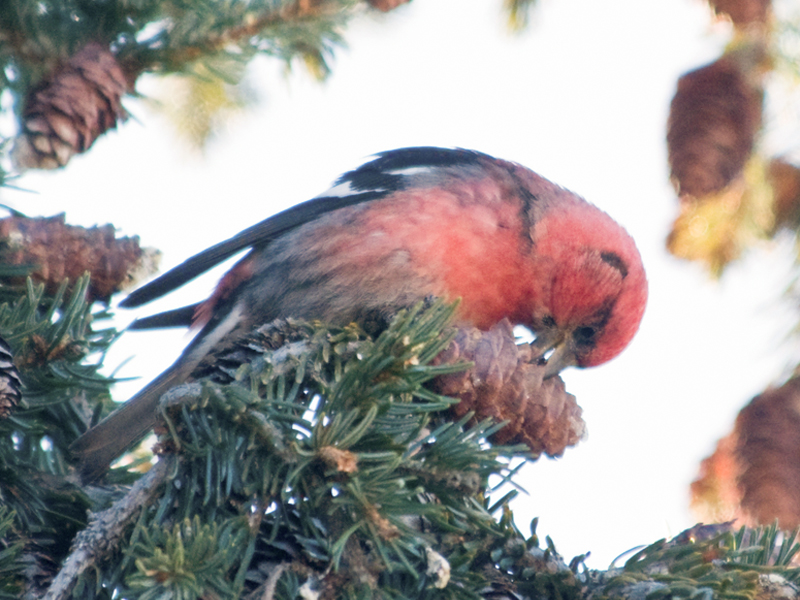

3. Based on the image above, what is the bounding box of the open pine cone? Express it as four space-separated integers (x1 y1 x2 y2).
190 316 586 458
12 43 129 171
0 337 22 418
0 214 160 304
431 319 586 457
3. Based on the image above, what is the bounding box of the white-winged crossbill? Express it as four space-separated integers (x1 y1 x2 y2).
71 147 648 481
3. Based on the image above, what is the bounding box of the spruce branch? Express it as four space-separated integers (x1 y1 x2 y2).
0 506 24 600
42 458 172 600
0 0 537 169
55 301 559 598
1 0 391 168
590 523 800 600
30 298 800 599
0 271 122 598
0 274 119 477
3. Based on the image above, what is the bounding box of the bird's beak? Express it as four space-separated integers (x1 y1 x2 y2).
530 329 578 379
541 341 577 378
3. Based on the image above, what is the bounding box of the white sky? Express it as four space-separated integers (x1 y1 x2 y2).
4 0 799 569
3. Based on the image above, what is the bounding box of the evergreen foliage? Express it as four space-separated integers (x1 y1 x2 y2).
0 0 541 174
0 277 798 598
0 274 119 597
2 3 800 596
69 301 549 599
0 0 374 176
594 522 800 600
0 506 24 600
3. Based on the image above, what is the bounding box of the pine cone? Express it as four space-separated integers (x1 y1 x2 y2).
0 214 160 304
431 319 586 457
709 0 771 26
735 377 800 529
691 377 800 529
0 336 22 418
193 317 585 457
12 43 129 171
667 51 764 199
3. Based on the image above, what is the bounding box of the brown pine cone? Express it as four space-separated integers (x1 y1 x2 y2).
190 317 586 458
667 50 764 199
0 337 22 418
708 0 771 26
431 319 585 457
0 214 160 304
691 376 800 529
735 377 800 529
12 43 129 171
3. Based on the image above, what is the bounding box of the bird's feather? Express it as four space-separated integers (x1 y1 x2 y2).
120 147 490 308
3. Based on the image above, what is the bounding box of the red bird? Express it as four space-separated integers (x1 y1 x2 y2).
71 147 647 480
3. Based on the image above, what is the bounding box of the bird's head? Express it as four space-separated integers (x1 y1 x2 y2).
527 199 647 378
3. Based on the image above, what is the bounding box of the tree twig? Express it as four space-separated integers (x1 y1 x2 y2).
42 457 172 600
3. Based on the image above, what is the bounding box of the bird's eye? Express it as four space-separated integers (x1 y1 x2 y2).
542 315 556 328
574 326 597 346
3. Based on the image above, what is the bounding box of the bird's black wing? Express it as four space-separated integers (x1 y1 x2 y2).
126 304 200 329
119 147 491 308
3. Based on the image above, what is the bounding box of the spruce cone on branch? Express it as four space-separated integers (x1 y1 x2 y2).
0 214 160 304
691 377 800 530
12 43 129 171
735 378 800 529
191 316 585 458
0 337 22 418
431 319 586 456
709 0 771 26
667 52 764 199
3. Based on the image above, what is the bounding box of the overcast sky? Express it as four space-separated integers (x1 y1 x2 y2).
5 0 799 568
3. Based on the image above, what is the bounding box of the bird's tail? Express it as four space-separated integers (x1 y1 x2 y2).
70 366 184 483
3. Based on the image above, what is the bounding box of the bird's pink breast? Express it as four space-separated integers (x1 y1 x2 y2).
325 183 538 329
